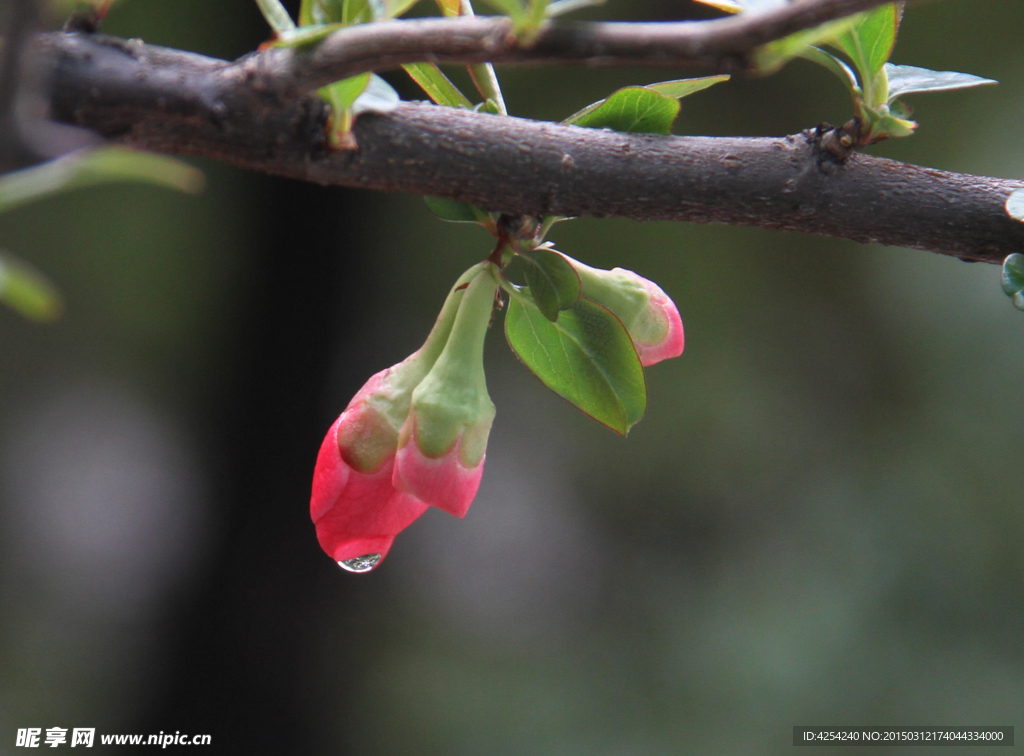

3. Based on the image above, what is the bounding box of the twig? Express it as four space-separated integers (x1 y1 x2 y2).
41 31 1024 264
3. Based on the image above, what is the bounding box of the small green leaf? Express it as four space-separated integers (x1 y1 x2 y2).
0 252 62 322
403 63 474 108
433 0 460 16
385 0 421 17
300 0 343 24
520 248 581 321
256 0 297 32
1007 189 1024 223
835 3 901 80
351 73 400 114
321 72 371 113
1002 253 1024 312
0 147 202 214
505 294 646 434
565 87 680 135
799 46 860 92
424 196 490 224
646 75 730 100
884 63 997 101
755 14 863 74
271 23 345 48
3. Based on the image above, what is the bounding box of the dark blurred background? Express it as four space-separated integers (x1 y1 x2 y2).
0 0 1022 753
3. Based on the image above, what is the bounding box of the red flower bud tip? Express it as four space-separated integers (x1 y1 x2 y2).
631 275 684 367
311 390 428 573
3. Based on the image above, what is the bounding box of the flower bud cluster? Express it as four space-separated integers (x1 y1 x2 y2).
310 254 685 572
311 263 497 572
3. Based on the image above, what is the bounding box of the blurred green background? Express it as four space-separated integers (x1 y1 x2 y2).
0 1 1022 754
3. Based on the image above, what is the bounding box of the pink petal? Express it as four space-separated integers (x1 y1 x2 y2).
393 439 485 519
310 415 428 568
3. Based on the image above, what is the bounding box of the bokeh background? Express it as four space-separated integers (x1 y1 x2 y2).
1 0 1022 753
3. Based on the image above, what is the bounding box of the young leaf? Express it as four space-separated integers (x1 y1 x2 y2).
432 0 460 16
884 64 997 101
300 0 343 24
0 147 202 214
0 252 62 322
519 248 581 321
255 0 297 32
351 74 400 114
754 14 864 75
834 3 901 82
271 23 344 48
1002 253 1024 312
799 46 860 92
402 63 474 108
505 295 647 434
565 87 680 135
385 0 421 17
646 75 730 100
1006 189 1024 223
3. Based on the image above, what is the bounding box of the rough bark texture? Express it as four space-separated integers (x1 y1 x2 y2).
39 30 1024 265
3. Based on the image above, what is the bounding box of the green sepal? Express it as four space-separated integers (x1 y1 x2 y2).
1002 253 1024 312
405 267 498 461
519 248 581 321
505 293 647 435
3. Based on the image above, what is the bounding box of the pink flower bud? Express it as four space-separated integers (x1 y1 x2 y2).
559 254 684 366
311 387 429 571
394 265 498 519
310 264 486 572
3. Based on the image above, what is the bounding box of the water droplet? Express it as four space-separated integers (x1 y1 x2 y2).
338 554 381 573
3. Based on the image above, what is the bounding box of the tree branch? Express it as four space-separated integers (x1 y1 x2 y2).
238 0 899 100
38 27 1024 265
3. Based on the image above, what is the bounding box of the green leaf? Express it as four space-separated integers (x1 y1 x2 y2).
0 147 202 214
646 75 730 100
0 252 62 322
385 0 421 17
424 196 490 224
1002 253 1024 312
799 46 860 92
1007 189 1024 223
271 23 344 48
754 14 863 74
433 0 460 16
300 0 343 24
520 248 581 321
351 73 400 114
505 294 646 435
884 63 997 101
256 0 297 32
834 3 901 81
565 87 680 135
403 63 473 108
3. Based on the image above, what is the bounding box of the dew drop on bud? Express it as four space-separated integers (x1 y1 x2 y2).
337 554 382 573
